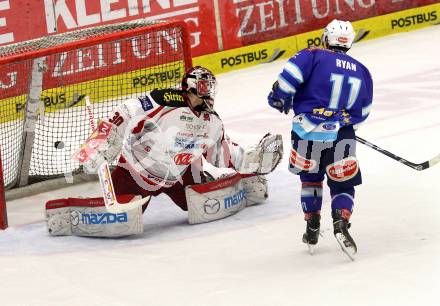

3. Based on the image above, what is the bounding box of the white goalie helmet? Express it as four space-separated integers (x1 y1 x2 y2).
182 66 217 109
322 19 355 50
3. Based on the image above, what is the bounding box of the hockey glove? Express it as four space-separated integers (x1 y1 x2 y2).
240 133 283 175
268 81 293 114
333 109 353 127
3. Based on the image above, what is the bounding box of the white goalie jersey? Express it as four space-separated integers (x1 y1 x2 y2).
104 88 244 187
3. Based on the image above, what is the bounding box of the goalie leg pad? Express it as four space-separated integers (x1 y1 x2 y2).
241 174 268 206
186 173 247 224
46 195 144 237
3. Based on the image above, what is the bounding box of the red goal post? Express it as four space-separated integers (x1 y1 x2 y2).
0 19 192 229
0 148 6 230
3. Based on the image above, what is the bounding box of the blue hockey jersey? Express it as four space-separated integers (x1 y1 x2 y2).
273 48 373 141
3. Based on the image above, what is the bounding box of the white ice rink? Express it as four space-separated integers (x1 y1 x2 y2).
1 25 440 306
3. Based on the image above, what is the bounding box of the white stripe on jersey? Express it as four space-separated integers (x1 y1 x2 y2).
278 75 297 95
362 103 372 117
284 61 304 83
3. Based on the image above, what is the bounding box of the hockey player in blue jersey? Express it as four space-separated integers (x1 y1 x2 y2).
267 19 373 259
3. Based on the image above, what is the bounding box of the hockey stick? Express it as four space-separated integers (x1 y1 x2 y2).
84 96 150 213
356 136 440 171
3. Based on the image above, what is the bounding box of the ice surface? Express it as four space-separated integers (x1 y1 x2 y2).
1 26 440 306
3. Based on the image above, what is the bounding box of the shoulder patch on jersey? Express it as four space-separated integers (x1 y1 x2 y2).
138 96 154 111
150 88 187 107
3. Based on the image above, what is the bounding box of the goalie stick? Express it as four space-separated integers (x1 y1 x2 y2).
82 96 150 213
356 136 440 171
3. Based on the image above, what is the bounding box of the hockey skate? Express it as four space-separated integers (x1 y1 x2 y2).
332 209 357 261
302 212 321 255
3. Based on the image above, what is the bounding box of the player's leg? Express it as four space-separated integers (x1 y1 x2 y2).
161 166 197 211
300 172 324 247
326 126 362 259
111 158 163 212
289 131 329 250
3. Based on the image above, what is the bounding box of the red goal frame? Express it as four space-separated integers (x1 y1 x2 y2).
0 20 193 230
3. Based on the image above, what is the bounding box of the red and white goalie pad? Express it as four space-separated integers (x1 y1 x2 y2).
186 173 268 225
186 173 246 224
45 195 143 237
73 120 123 173
241 174 268 206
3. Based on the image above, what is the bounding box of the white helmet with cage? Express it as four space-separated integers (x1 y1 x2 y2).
182 66 217 109
322 19 355 51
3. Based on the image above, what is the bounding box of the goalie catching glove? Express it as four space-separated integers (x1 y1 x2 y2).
240 133 283 175
73 120 123 173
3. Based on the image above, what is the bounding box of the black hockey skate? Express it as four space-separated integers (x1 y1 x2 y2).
332 209 357 261
302 212 321 255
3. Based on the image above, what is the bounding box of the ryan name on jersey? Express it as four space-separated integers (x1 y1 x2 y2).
336 59 357 71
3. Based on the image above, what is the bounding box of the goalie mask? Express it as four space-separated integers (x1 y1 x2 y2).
182 66 217 109
322 19 355 51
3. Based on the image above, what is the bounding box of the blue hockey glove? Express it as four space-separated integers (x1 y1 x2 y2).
268 81 293 114
333 109 353 126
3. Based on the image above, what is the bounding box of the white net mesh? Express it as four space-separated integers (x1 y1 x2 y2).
0 19 190 189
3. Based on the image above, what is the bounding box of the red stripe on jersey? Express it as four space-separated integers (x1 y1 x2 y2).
158 107 179 120
132 105 165 134
147 105 165 119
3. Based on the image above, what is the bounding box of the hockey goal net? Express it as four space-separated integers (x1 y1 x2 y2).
0 19 192 229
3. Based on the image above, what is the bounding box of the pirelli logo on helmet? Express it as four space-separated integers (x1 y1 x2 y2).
326 157 359 182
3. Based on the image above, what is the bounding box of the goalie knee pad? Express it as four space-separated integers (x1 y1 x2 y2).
241 174 268 206
46 195 144 237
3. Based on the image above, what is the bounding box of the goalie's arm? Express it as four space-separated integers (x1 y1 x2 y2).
75 96 161 171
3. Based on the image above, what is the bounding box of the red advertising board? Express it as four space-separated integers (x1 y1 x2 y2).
0 0 438 56
0 0 217 57
219 0 440 50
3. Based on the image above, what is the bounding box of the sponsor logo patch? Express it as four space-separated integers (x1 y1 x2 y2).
174 152 193 165
290 148 316 171
337 37 348 43
80 212 128 225
139 96 153 111
326 157 359 182
204 199 220 214
322 123 337 130
224 189 246 209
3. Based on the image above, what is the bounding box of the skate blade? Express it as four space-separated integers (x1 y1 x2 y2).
307 243 315 255
335 233 356 261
